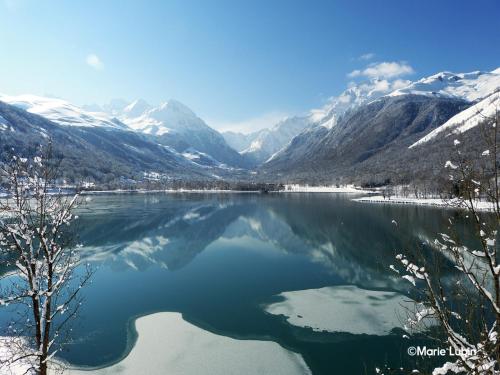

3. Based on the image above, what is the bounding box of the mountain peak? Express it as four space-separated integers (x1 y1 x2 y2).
123 99 151 118
157 99 196 117
119 99 204 136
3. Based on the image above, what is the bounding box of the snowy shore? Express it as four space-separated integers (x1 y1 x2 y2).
265 285 411 336
352 195 495 211
279 184 370 193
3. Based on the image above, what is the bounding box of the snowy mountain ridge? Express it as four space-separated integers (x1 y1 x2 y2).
388 68 500 102
0 94 129 130
404 67 500 148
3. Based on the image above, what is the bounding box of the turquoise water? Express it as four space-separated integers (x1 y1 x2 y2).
1 193 457 374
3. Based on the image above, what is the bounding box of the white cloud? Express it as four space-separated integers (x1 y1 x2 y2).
348 61 414 79
358 52 375 61
208 111 289 134
86 54 104 70
353 78 411 94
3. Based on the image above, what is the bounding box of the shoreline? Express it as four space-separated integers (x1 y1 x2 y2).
81 189 264 195
78 184 372 195
352 195 495 212
277 184 371 194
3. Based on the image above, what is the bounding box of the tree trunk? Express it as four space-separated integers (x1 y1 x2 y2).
39 357 47 375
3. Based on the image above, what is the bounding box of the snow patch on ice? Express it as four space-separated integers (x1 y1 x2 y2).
265 285 411 336
66 312 311 375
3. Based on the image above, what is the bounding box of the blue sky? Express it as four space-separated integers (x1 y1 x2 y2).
0 0 499 132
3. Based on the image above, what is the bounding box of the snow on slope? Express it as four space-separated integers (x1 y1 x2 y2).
389 68 500 102
122 98 151 118
410 91 500 148
0 94 128 130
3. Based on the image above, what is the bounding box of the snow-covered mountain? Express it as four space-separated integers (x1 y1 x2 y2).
226 67 500 168
262 67 500 183
3 66 498 186
389 68 500 102
398 68 500 148
265 77 412 165
0 94 129 130
242 116 313 163
316 78 412 129
0 93 249 170
0 94 249 182
222 131 256 153
122 99 151 119
224 78 412 166
115 99 250 168
223 115 314 165
120 99 201 136
0 99 214 183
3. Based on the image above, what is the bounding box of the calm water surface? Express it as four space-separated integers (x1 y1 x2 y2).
1 193 459 374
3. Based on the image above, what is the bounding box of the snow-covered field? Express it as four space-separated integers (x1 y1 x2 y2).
264 285 411 336
0 337 34 375
353 195 495 211
65 312 310 375
281 184 370 193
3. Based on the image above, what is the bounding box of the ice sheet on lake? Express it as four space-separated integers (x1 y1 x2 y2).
67 312 311 375
265 285 411 336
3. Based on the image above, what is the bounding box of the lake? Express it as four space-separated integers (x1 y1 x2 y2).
1 192 458 374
